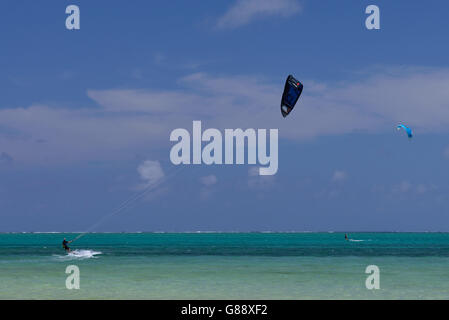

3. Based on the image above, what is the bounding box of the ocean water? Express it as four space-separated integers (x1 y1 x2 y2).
0 233 448 299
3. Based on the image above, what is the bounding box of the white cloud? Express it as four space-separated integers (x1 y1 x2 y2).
332 170 347 182
200 175 218 186
217 0 301 29
2 67 449 166
137 160 164 188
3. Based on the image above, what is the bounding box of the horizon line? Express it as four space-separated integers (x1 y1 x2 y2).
1 231 449 234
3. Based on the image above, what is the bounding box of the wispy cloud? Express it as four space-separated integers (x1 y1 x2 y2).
2 67 449 165
217 0 301 29
153 52 166 65
443 146 449 159
332 170 347 183
248 167 275 189
391 180 437 195
198 175 218 200
392 181 412 193
200 175 218 186
0 152 13 166
317 170 348 199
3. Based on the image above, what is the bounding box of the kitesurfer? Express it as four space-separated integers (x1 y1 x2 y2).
62 238 72 252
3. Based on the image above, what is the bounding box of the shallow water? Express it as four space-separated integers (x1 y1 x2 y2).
0 233 448 299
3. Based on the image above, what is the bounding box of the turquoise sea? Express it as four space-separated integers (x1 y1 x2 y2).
0 233 448 299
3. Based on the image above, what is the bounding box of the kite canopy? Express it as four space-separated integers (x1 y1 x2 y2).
397 124 413 138
280 75 303 117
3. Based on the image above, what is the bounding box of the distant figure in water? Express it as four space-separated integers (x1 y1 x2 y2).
62 238 73 252
345 233 349 241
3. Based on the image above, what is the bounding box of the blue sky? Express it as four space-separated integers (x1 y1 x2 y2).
1 0 449 232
